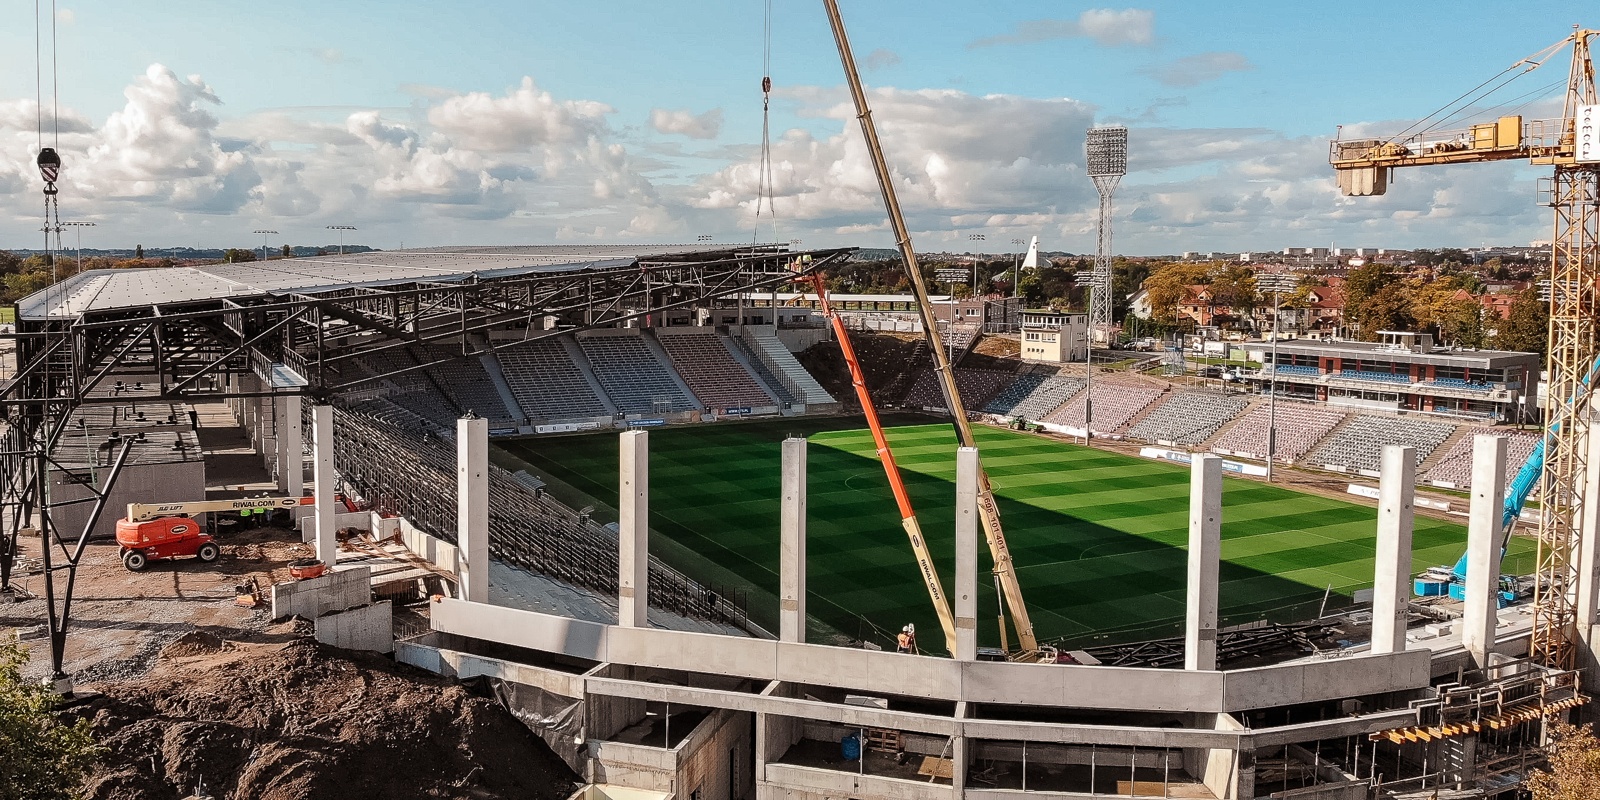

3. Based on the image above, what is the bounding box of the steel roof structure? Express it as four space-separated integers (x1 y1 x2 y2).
17 244 744 320
0 242 853 681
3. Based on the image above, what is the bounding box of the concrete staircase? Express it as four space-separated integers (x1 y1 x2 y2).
726 334 796 404
1417 423 1477 474
559 335 620 415
739 328 835 406
470 334 529 426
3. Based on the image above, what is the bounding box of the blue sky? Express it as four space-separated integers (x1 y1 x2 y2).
0 1 1591 254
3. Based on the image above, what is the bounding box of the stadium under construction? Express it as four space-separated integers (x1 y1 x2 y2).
0 240 1592 800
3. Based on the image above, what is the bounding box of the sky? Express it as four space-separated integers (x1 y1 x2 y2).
0 1 1591 255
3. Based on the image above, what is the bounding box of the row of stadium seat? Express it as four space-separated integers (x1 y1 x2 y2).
1208 402 1346 462
902 368 1019 410
1044 381 1164 435
1339 369 1413 385
1422 428 1540 489
656 331 777 411
577 336 699 415
1306 414 1455 471
498 339 611 421
1425 377 1493 392
1125 392 1249 446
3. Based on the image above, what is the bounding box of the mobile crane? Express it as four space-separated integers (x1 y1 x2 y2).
116 495 315 571
822 0 1042 659
1332 27 1599 669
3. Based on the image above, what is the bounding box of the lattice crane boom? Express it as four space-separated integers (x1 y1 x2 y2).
1331 28 1599 670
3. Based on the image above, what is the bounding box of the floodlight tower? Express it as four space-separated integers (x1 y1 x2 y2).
1085 126 1127 337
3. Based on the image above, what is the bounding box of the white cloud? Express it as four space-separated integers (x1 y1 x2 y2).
969 9 1155 49
648 107 724 140
57 7 74 25
0 65 1555 254
1142 52 1253 87
428 77 612 153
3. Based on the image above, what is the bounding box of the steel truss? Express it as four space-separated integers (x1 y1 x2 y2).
1534 166 1600 671
1 246 845 682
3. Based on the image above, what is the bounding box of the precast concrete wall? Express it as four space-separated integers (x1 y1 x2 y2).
50 460 206 541
271 565 371 621
315 601 393 653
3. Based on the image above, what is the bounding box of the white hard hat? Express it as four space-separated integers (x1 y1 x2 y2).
903 624 915 633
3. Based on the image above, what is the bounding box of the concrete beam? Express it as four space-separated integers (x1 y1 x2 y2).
312 405 337 565
1463 434 1507 668
457 416 490 604
1186 454 1223 671
779 437 807 643
276 394 303 495
955 447 979 661
1371 445 1416 655
618 430 649 627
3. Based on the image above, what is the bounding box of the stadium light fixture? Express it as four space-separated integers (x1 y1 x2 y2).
252 230 278 264
326 225 357 256
61 221 95 272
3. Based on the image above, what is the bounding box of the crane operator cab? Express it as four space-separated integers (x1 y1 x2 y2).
116 495 314 572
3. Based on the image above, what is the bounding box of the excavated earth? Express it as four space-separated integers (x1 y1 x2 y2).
68 629 581 800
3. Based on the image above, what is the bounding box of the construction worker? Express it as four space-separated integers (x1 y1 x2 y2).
896 623 917 654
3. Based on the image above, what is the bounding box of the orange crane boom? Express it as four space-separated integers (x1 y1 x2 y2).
822 0 1040 658
804 271 958 654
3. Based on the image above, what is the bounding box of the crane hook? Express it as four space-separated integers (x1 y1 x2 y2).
37 147 61 195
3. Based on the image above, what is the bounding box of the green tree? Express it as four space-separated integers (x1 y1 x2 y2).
0 636 101 799
1495 286 1549 355
1529 721 1600 800
222 248 257 263
1439 299 1487 348
0 250 20 276
1343 262 1399 339
133 244 143 260
281 244 293 258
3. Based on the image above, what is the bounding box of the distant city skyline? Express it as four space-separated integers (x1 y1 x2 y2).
0 1 1587 254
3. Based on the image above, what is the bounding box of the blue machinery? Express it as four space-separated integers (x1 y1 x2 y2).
1416 357 1600 606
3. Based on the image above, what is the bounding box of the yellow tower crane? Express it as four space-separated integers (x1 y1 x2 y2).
1330 27 1599 670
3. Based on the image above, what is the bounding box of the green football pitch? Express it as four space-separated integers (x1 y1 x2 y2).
494 417 1534 649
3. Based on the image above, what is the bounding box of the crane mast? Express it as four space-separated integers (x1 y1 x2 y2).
1331 28 1599 670
821 0 1040 656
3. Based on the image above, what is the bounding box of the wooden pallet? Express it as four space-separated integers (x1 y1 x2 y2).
864 727 903 753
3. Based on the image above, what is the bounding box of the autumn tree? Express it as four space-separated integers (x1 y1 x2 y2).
1355 284 1416 338
1495 286 1549 355
1140 261 1212 326
1529 721 1600 800
0 635 102 799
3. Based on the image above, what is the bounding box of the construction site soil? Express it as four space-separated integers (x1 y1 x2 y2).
68 633 580 800
4 520 579 800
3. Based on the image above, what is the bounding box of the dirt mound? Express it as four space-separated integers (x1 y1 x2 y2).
797 331 928 407
72 638 581 800
160 630 226 658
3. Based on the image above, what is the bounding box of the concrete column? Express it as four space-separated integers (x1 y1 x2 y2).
277 394 303 495
312 405 338 565
1186 453 1223 671
1463 434 1508 668
954 447 980 661
1575 418 1600 646
1371 445 1416 654
618 430 649 627
456 416 490 604
779 437 807 643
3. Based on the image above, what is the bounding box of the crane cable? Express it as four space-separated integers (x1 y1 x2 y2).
35 0 64 318
1382 38 1569 146
754 0 778 246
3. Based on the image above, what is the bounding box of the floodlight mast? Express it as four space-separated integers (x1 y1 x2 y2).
1085 126 1127 338
823 0 1040 657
